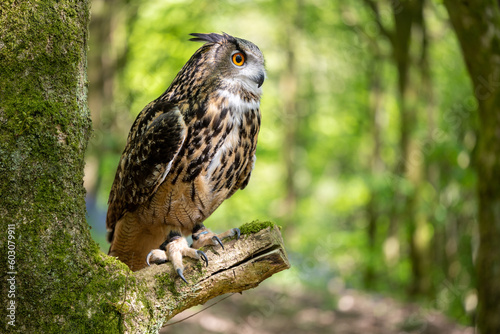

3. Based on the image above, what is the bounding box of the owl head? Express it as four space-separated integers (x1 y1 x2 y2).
189 32 266 96
163 33 266 104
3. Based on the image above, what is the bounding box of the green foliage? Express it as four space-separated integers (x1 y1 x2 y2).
86 0 479 326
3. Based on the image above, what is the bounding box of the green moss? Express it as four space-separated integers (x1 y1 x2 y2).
239 220 279 235
194 260 204 272
189 260 206 282
0 0 133 332
155 272 180 298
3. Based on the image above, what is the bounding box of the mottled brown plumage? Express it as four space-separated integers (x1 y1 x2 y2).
106 33 265 276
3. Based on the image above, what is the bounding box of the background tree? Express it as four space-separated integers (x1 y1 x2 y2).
361 0 434 296
443 1 500 332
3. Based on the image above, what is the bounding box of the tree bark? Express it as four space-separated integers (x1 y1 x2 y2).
443 1 500 333
0 2 289 333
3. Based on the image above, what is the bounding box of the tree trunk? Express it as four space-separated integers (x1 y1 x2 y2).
279 0 303 232
364 52 384 289
364 0 431 297
392 0 433 297
443 1 500 333
0 0 94 330
0 2 289 333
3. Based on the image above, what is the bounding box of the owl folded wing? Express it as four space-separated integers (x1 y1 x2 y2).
106 100 187 241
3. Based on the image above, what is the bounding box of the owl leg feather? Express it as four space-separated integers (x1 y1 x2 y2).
146 231 208 284
191 224 240 249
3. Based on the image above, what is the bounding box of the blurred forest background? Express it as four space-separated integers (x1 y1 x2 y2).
84 0 497 332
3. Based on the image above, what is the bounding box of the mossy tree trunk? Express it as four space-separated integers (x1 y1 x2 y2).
0 0 99 331
0 2 289 333
443 1 500 333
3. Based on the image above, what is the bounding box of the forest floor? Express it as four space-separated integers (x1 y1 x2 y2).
160 284 474 334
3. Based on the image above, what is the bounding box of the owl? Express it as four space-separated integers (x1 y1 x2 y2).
106 33 265 282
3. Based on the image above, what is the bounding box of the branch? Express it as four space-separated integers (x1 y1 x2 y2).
120 222 290 333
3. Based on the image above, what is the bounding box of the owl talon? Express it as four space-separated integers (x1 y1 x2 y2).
212 236 224 249
197 250 209 266
233 228 241 240
146 249 168 266
192 226 242 250
176 268 188 284
147 236 208 286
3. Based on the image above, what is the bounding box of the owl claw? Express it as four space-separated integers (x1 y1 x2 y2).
233 228 241 240
192 226 242 250
197 250 209 266
177 268 188 284
146 249 167 266
147 238 207 285
212 236 224 249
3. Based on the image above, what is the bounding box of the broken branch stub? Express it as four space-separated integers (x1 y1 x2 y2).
129 223 290 331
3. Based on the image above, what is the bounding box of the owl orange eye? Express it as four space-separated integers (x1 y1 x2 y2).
232 52 245 66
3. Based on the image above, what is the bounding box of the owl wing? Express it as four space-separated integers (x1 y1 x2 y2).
106 100 187 241
239 155 255 190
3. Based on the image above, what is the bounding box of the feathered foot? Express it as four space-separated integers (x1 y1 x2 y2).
191 225 241 250
146 233 208 284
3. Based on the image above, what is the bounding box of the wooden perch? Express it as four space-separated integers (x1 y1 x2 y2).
120 222 289 333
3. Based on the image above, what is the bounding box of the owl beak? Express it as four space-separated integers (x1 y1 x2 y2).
254 71 266 88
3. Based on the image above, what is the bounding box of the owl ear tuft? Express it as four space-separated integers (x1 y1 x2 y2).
189 32 235 44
